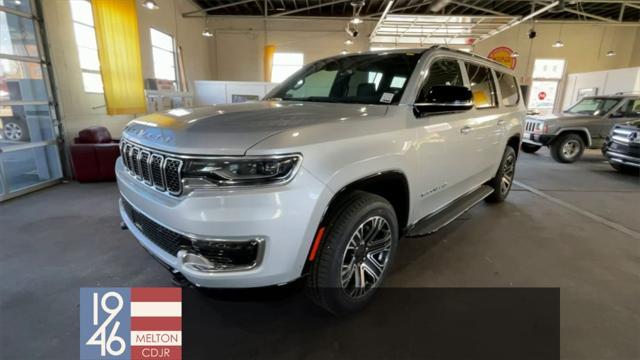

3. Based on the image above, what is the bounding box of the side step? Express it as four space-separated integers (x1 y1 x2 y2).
405 185 494 237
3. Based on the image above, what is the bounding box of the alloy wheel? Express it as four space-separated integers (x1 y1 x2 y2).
561 140 580 159
4 123 23 141
340 216 392 298
500 153 516 195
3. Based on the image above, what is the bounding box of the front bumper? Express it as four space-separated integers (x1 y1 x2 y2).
604 150 640 168
523 132 555 146
116 158 333 288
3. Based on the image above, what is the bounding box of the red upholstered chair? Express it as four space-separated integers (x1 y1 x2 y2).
70 126 120 182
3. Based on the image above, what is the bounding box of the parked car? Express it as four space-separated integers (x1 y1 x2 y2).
117 47 525 314
522 95 640 163
602 119 640 174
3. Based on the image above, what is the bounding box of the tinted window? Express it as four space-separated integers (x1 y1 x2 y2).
466 63 497 109
269 53 420 105
496 72 519 106
417 59 463 101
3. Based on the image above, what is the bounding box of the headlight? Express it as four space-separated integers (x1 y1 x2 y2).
182 154 302 187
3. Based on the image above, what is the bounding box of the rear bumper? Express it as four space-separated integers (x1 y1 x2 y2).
523 132 555 146
116 158 334 288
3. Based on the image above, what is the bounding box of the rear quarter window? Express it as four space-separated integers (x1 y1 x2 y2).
496 72 519 107
465 63 497 109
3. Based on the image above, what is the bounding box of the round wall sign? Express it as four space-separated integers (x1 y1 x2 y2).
487 47 517 70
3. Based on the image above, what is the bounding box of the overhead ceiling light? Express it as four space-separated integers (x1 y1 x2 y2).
340 50 348 55
142 0 159 10
14 0 22 5
552 40 564 48
511 51 520 58
606 50 616 57
202 28 214 37
350 17 363 24
429 0 452 12
344 39 353 45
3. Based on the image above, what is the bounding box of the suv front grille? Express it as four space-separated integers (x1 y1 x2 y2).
122 199 261 269
120 139 183 195
525 120 537 132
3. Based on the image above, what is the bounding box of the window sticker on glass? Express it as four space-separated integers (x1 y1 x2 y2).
380 92 395 103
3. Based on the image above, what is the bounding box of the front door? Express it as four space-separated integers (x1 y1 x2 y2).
0 2 63 201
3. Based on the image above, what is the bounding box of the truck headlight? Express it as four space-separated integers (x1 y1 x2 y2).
182 154 302 187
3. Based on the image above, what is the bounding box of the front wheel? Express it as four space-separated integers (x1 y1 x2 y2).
550 133 585 163
306 191 399 315
486 146 517 203
521 143 541 153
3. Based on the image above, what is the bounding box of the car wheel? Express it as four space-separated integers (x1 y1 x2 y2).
4 121 25 141
306 191 398 315
550 133 584 163
485 145 517 203
521 143 541 153
610 162 639 175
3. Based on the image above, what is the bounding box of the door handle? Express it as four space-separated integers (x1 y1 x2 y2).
497 119 506 126
460 125 472 134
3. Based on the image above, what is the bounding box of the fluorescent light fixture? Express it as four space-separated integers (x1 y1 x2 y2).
350 17 363 24
552 40 564 48
606 50 616 57
344 39 353 45
340 49 348 55
142 0 159 10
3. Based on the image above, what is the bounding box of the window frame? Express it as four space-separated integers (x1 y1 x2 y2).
463 61 498 110
494 70 520 108
69 0 103 94
149 28 177 84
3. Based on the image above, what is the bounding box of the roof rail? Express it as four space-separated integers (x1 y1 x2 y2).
428 45 508 69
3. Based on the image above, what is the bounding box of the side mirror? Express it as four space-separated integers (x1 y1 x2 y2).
414 85 474 116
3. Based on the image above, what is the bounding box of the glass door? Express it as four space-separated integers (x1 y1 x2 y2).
0 0 64 201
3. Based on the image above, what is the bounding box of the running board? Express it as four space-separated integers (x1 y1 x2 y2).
405 185 494 237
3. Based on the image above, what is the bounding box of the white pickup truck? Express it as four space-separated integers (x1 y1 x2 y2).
117 47 525 314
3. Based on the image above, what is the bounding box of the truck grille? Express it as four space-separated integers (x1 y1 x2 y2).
525 120 537 132
120 139 183 195
611 127 636 145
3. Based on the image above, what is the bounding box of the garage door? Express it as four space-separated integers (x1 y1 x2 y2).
0 1 63 201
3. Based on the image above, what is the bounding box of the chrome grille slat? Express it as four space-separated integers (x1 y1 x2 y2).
121 139 183 196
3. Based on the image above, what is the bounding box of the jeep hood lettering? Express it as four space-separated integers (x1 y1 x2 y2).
122 101 388 155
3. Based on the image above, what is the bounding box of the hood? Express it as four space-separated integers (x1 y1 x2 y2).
527 112 595 122
122 101 388 155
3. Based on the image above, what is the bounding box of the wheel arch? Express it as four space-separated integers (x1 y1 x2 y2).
554 128 592 147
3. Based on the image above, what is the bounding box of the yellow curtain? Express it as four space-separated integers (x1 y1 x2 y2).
263 44 276 82
92 0 146 115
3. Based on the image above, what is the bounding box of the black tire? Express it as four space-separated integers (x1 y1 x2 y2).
550 133 585 163
485 146 517 203
520 143 541 153
610 162 640 175
306 191 399 315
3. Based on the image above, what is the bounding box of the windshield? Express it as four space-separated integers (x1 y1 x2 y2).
267 53 421 105
565 97 621 115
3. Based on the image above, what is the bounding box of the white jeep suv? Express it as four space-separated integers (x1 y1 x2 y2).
117 47 525 314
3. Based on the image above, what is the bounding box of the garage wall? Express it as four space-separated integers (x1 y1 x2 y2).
42 0 213 142
473 22 640 85
207 18 375 81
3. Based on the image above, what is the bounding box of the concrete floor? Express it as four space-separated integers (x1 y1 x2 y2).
1 148 638 359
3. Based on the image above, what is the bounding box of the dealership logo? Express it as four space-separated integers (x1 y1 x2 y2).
80 288 182 360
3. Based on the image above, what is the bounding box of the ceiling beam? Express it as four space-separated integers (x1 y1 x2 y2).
561 6 618 22
449 1 507 16
270 0 352 16
370 0 395 39
476 1 559 43
183 0 257 17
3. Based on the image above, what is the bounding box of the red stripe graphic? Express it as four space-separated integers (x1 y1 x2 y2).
131 317 182 331
131 288 182 302
131 345 181 360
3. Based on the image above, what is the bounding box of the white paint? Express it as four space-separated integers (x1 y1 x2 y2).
130 302 182 317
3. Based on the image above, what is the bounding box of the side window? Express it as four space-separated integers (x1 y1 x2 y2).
496 72 519 107
417 58 463 101
465 63 497 109
614 99 640 117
